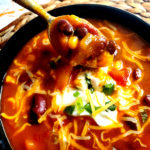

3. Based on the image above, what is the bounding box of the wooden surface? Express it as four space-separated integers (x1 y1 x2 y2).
0 0 150 49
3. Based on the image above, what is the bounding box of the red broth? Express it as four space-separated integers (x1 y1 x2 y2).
1 19 150 150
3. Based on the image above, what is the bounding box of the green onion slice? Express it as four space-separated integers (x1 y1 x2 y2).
73 91 80 98
64 105 75 115
103 83 114 95
105 101 116 111
75 97 84 114
85 74 94 94
84 103 101 114
84 103 92 114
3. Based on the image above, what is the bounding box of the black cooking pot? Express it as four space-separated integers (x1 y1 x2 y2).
0 4 150 150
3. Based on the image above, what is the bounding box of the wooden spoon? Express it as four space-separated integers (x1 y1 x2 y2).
14 0 99 40
14 0 115 68
14 0 54 23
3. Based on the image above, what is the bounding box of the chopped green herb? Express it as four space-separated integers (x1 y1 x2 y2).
108 104 116 111
85 74 94 94
84 103 101 114
141 111 148 123
103 83 114 95
95 106 101 111
90 87 94 94
73 91 80 98
75 97 84 114
49 61 56 69
84 103 92 114
64 105 75 115
105 101 116 111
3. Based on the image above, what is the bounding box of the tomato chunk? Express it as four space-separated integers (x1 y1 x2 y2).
109 68 130 86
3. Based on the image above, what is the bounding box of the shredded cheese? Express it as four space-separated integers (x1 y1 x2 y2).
122 42 144 70
38 108 52 123
122 42 150 61
70 133 90 140
7 97 15 104
101 131 111 142
13 123 31 137
5 76 16 84
104 20 117 31
86 89 95 114
70 139 90 150
111 117 150 144
73 120 78 135
81 121 89 136
89 123 123 130
91 132 107 150
134 138 147 148
99 27 115 39
13 59 24 67
92 97 120 116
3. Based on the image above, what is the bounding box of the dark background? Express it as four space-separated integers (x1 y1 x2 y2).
0 122 11 150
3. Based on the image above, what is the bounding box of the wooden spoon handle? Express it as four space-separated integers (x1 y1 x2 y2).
14 0 55 22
